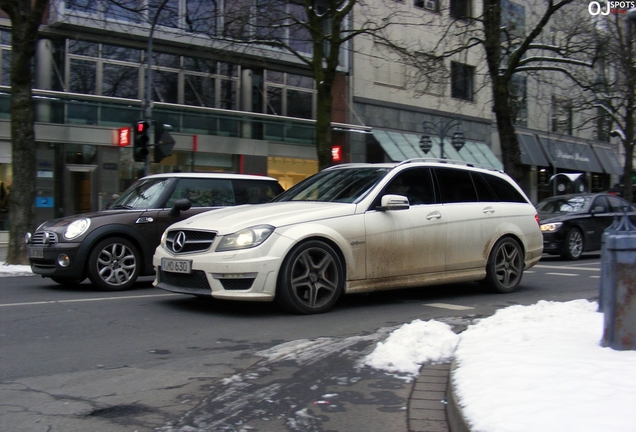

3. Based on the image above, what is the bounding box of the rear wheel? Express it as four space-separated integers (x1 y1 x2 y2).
276 240 344 314
484 237 524 293
87 237 140 291
561 228 583 260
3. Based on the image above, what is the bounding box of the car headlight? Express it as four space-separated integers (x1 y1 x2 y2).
216 225 274 252
540 222 562 233
64 218 91 240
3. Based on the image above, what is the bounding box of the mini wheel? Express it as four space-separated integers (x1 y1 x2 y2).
276 240 344 314
484 237 524 293
87 237 140 291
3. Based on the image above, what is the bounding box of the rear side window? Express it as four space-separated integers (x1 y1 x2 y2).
482 173 527 203
166 178 235 208
435 168 478 203
471 173 498 202
232 179 284 204
607 195 628 212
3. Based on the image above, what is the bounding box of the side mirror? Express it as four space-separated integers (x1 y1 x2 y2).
379 194 410 211
169 198 192 216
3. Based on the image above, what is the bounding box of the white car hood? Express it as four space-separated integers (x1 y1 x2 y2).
172 201 358 234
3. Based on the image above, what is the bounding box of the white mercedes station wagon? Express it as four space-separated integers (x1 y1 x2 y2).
153 160 543 314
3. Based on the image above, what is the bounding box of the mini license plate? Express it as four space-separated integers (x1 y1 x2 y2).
161 258 192 274
28 247 44 258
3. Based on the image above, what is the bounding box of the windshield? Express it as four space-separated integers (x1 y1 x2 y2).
536 196 593 214
272 167 389 203
109 178 172 209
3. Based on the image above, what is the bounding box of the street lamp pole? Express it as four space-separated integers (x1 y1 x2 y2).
419 118 466 158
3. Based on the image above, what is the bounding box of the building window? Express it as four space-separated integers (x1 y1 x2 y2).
264 71 315 119
414 0 439 12
450 0 471 20
451 62 474 101
596 105 611 142
551 96 573 135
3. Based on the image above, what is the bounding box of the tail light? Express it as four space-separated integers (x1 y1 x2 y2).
535 214 540 226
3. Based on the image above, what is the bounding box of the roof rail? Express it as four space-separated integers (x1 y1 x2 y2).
396 158 503 173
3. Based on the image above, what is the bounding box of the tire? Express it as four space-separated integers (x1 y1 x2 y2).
50 277 85 286
561 228 583 260
483 237 524 293
276 240 344 314
87 237 141 291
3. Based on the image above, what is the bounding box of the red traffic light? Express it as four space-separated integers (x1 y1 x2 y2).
136 121 148 133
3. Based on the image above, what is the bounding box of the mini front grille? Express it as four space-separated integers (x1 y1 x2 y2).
30 232 58 245
166 229 216 254
219 278 255 291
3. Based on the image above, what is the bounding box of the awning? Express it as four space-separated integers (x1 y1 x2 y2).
517 134 549 167
371 130 503 170
537 137 603 173
593 146 623 175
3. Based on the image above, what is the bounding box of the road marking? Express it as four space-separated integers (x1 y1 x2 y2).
0 293 181 308
546 272 579 277
590 275 600 279
535 264 599 272
424 303 474 311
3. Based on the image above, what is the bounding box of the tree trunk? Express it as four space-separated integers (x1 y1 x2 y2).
0 0 46 264
315 82 334 170
492 79 523 183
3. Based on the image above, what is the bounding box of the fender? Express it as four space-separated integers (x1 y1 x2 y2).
77 224 155 275
276 218 366 281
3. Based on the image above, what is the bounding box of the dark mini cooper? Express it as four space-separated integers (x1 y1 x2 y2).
26 173 284 290
537 193 636 260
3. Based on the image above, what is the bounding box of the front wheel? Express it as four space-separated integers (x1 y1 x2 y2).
276 240 344 314
561 228 583 260
87 237 141 291
483 237 524 293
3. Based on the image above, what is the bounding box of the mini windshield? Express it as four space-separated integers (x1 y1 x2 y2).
109 178 172 209
272 167 389 203
536 196 593 214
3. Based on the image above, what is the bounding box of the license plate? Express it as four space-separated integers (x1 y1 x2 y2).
29 247 44 258
161 258 192 274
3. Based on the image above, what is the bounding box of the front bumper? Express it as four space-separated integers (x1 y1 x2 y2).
153 233 295 302
541 232 564 255
28 242 85 279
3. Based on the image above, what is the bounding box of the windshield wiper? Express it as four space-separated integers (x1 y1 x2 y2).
110 204 134 209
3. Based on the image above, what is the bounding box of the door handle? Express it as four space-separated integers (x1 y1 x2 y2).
482 207 495 214
426 211 442 220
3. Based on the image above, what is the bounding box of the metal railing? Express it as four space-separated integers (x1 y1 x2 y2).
0 86 371 145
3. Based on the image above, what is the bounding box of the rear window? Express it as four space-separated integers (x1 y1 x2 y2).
166 178 235 207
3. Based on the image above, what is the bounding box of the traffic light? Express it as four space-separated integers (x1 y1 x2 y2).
154 123 176 163
133 120 150 162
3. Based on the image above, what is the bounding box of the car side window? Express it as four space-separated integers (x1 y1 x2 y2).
482 173 527 203
471 173 497 202
166 178 235 208
382 168 435 205
435 168 478 203
592 196 609 213
232 179 284 204
607 195 628 212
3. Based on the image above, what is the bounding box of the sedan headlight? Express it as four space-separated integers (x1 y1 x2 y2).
216 225 274 252
540 222 563 233
64 218 91 240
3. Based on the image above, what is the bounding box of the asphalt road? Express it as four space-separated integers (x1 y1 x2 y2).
0 255 601 431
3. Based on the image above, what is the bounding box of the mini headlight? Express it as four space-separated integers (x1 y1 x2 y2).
216 225 275 252
64 218 91 240
540 222 562 233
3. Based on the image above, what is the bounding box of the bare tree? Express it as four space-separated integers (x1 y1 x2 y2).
590 13 635 203
0 0 49 264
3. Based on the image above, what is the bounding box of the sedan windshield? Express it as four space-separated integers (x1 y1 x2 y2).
536 196 593 214
110 178 172 209
272 167 389 203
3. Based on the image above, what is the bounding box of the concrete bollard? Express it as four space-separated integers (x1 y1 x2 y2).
600 209 636 350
